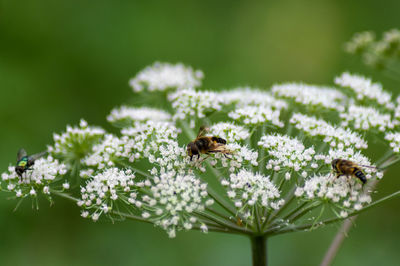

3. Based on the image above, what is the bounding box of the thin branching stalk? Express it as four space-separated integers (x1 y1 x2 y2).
267 190 400 236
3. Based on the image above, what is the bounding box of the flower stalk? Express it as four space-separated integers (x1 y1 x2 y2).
251 236 267 266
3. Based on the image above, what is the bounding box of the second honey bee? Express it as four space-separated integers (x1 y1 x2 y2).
187 126 232 160
331 159 375 185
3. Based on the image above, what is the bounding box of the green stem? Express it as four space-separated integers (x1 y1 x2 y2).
116 161 153 179
207 185 237 217
251 236 267 266
206 206 235 224
288 202 321 223
265 187 296 227
255 206 262 233
52 191 79 202
195 211 250 234
268 190 400 236
258 125 267 173
379 155 400 170
281 201 308 221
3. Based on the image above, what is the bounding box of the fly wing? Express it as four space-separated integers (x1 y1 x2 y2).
197 125 210 138
30 151 48 160
17 148 27 161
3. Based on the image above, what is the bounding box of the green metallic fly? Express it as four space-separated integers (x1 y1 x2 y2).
15 149 47 179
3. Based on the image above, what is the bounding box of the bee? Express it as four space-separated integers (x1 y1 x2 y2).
331 159 375 185
187 126 232 161
15 149 47 180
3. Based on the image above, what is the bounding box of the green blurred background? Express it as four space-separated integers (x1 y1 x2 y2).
1 0 400 265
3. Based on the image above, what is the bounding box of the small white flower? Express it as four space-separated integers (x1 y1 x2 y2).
290 113 368 149
228 105 284 127
345 31 375 54
200 224 208 233
209 122 250 142
258 134 316 173
272 83 346 111
63 182 70 190
168 88 223 123
335 72 394 109
80 168 137 220
140 172 211 237
92 213 100 222
129 62 203 92
340 105 394 131
49 119 105 159
297 174 371 211
222 170 283 223
218 87 288 109
385 132 400 153
107 106 172 125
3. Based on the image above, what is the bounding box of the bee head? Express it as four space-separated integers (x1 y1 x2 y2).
187 142 198 157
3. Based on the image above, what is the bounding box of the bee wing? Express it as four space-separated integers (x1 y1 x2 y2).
197 125 210 138
30 151 48 160
208 143 232 154
17 148 27 161
359 164 376 169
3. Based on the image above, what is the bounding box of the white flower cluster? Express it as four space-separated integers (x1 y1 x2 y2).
385 132 400 153
258 134 316 175
218 87 288 109
84 134 128 170
121 121 186 170
394 96 400 120
340 105 395 131
335 72 394 109
49 119 105 160
295 174 372 216
345 31 375 54
228 105 284 127
129 62 203 92
209 122 250 142
79 168 138 221
168 89 222 125
213 143 258 173
221 170 284 222
373 29 400 57
272 83 346 112
107 106 171 125
84 121 183 172
290 113 368 149
1 156 68 198
141 172 213 238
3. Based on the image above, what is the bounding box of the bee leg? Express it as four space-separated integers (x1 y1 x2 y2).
346 175 353 191
224 153 233 159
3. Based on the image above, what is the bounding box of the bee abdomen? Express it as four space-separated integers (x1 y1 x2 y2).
196 138 210 150
354 169 367 184
211 136 226 144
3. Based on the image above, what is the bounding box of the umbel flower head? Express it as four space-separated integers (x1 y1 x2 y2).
1 61 398 241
